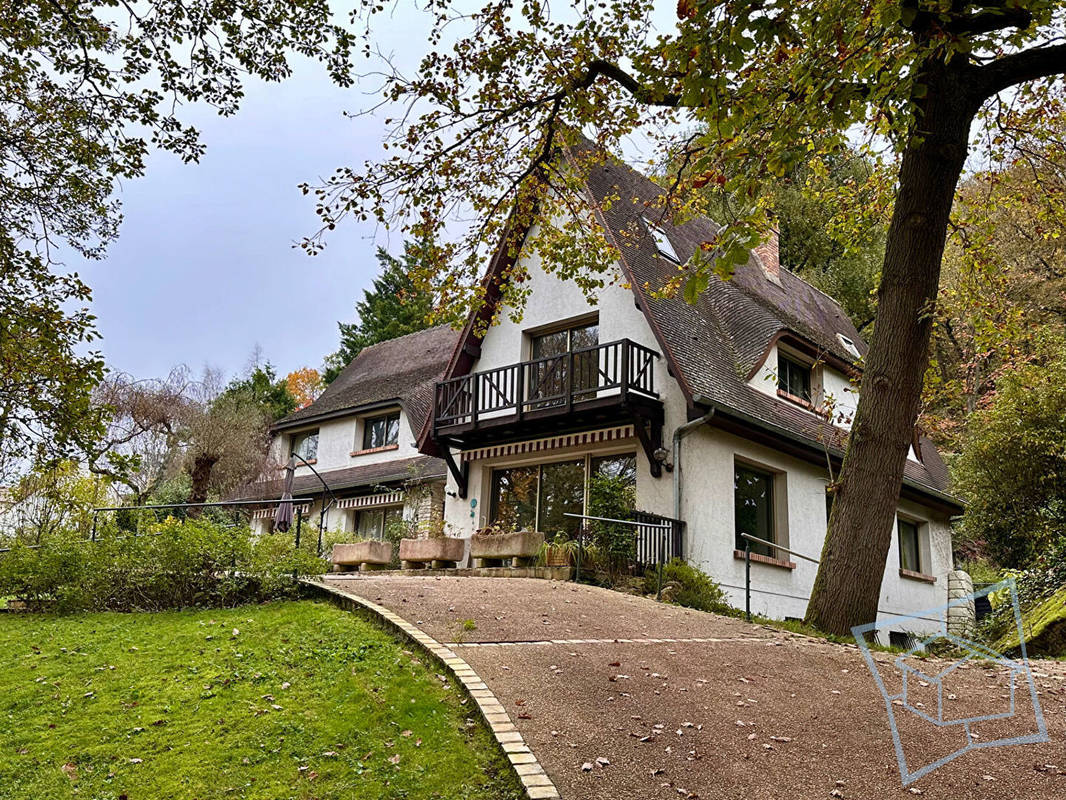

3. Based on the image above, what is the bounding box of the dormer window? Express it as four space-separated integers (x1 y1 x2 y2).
777 352 811 403
363 411 400 449
837 333 861 359
642 216 680 263
290 429 319 462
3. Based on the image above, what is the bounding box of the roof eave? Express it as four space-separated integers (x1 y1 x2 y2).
692 393 964 515
272 398 403 432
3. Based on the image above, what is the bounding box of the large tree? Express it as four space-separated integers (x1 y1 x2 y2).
0 1 353 473
307 0 1066 634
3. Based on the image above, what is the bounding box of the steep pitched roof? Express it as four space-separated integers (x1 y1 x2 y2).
431 151 959 510
275 325 459 434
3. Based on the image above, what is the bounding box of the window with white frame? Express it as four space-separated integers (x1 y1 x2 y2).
290 429 318 461
362 411 400 450
734 463 777 557
897 517 922 573
353 506 403 540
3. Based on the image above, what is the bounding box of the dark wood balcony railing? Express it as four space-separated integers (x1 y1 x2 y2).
434 338 659 430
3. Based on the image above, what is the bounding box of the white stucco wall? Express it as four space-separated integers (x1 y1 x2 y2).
439 236 953 631
676 426 952 635
276 404 423 480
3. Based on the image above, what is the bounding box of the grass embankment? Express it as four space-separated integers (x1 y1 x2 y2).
0 600 522 800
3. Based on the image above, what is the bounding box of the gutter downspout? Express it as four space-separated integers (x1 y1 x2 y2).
673 408 716 524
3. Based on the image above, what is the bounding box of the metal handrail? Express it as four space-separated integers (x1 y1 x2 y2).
739 532 820 623
564 511 680 601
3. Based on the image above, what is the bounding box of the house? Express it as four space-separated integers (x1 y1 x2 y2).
245 149 960 640
416 152 961 638
239 326 459 540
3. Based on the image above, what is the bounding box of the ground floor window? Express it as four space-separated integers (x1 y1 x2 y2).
734 463 775 557
353 506 403 540
898 518 921 572
489 453 636 537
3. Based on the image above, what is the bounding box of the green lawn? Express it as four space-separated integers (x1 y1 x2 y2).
0 600 523 800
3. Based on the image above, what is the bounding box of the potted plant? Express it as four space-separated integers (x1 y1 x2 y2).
398 518 465 569
538 532 580 567
470 523 544 568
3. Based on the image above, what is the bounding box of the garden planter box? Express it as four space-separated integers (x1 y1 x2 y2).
332 540 393 572
399 537 465 569
470 531 544 567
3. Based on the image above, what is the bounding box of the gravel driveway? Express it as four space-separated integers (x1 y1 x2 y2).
326 575 1066 800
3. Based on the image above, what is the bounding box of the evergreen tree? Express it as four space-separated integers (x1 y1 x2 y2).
222 364 296 422
324 242 438 383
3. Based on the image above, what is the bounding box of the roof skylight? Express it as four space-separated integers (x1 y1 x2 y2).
837 333 861 359
642 216 680 263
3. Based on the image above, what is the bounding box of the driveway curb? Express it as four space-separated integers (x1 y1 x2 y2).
302 578 562 799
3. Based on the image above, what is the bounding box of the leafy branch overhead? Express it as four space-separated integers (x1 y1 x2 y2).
0 1 356 477
307 0 1064 314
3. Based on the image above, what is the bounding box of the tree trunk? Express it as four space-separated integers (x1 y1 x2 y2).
804 60 981 636
186 454 218 517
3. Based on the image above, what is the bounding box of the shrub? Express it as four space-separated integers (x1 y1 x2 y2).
978 538 1066 650
0 517 327 612
643 558 730 614
952 342 1066 568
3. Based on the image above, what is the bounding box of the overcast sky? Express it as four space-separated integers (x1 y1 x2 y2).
72 5 677 384
73 14 436 383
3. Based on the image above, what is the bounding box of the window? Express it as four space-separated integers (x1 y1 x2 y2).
489 453 636 538
735 464 775 557
529 319 599 405
898 518 921 573
362 411 400 449
641 216 680 263
777 352 811 402
290 430 318 461
354 506 403 540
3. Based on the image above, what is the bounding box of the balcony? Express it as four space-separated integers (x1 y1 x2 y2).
432 339 665 492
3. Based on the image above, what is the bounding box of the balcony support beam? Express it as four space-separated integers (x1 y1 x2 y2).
632 413 664 479
440 444 469 499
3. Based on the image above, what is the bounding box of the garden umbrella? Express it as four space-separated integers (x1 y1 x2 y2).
273 457 297 533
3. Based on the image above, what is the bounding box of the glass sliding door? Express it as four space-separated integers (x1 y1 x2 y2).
487 452 637 539
537 459 585 537
489 466 538 532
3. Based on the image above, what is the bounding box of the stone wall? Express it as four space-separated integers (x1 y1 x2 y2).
947 569 976 639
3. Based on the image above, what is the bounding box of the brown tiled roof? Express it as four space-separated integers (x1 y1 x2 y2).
582 158 956 508
275 325 459 434
234 455 446 500
429 151 958 509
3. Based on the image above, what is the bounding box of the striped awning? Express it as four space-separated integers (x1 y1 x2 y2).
460 425 635 463
336 491 405 510
251 504 310 520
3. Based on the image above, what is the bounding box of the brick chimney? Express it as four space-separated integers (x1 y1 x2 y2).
754 229 781 285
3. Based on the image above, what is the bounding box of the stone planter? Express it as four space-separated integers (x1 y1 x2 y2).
332 540 393 572
470 530 545 568
399 536 465 569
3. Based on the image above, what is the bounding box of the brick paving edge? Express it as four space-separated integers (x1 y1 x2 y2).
302 578 562 800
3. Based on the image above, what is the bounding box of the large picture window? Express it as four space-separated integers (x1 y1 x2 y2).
290 430 318 461
354 506 403 540
489 453 636 537
362 411 400 449
898 518 921 573
735 464 775 557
